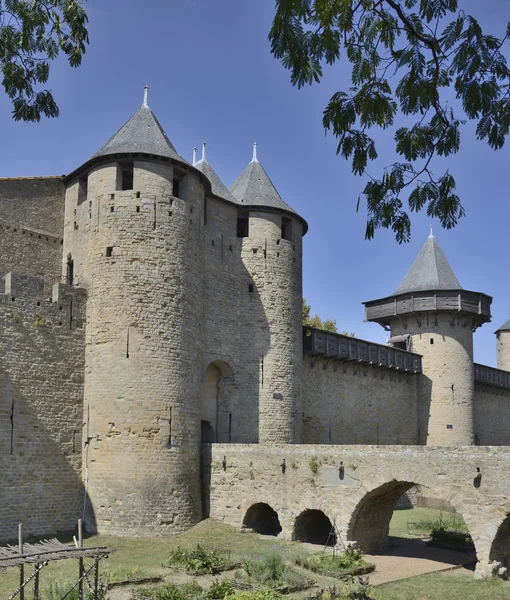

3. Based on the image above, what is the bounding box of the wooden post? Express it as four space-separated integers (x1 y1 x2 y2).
19 523 24 600
94 558 99 600
34 563 39 600
78 519 84 600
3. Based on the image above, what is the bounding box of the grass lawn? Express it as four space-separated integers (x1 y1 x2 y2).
0 520 308 597
374 572 510 600
389 507 465 539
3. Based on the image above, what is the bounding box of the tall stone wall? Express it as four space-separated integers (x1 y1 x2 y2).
0 178 64 279
496 331 510 372
474 385 510 445
200 196 265 443
71 160 205 536
302 356 419 444
391 313 474 445
241 212 303 443
0 273 86 541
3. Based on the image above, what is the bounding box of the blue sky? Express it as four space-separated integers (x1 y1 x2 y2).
1 0 509 366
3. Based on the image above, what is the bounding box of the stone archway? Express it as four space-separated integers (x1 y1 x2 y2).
243 503 282 536
293 509 336 546
199 361 234 443
490 513 510 570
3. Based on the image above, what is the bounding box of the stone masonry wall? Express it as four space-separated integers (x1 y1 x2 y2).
391 313 474 445
0 178 64 279
207 443 510 576
0 273 86 541
74 160 205 536
302 356 419 444
474 385 510 445
496 331 510 371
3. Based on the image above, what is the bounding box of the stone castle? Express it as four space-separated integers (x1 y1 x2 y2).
2 89 510 576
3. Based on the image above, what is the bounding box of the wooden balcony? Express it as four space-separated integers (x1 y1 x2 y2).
303 327 422 374
364 289 492 330
474 363 510 390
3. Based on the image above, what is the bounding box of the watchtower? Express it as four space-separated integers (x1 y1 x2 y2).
62 88 209 535
364 229 492 445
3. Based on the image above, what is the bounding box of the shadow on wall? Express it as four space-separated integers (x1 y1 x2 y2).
490 513 510 570
418 375 432 445
0 367 95 540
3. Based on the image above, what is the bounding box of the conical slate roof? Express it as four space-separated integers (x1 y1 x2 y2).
92 100 187 164
496 319 510 333
395 231 462 295
194 156 236 203
230 145 298 216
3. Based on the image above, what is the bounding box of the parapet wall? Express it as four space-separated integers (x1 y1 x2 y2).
0 272 87 541
302 355 420 444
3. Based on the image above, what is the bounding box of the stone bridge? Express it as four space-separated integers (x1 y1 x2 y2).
204 444 510 578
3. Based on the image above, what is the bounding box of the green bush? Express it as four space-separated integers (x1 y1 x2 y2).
309 457 321 475
296 549 371 577
138 584 188 600
203 579 234 600
168 545 229 575
224 590 282 600
242 550 286 585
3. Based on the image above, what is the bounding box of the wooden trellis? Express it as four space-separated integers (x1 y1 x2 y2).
0 521 110 600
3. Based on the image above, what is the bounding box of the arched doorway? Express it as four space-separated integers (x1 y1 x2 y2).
199 361 234 443
490 513 510 569
243 503 282 536
293 509 336 546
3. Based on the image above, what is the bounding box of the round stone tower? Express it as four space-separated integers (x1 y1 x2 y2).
63 90 209 535
230 143 307 444
364 229 492 446
496 321 510 371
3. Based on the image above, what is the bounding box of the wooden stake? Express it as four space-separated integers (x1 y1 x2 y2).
19 524 24 600
78 520 83 600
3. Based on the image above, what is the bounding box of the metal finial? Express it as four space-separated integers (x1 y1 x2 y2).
252 141 258 163
143 85 149 107
193 147 197 165
202 142 207 162
429 224 434 238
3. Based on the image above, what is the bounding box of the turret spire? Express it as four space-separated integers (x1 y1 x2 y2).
143 85 149 108
202 141 207 162
252 141 258 163
193 147 197 165
429 224 434 238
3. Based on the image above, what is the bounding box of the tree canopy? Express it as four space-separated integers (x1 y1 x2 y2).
302 297 338 332
270 0 510 242
0 0 88 121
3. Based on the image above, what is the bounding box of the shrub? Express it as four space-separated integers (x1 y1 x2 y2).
9 312 20 323
242 550 286 585
309 457 321 475
203 579 234 600
296 549 372 577
168 545 229 575
224 590 282 600
138 584 187 600
34 314 46 326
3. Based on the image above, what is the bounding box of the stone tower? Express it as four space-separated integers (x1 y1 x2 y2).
364 230 492 445
496 320 510 371
230 144 307 444
62 90 209 535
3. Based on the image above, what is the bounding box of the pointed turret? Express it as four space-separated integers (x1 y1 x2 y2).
394 228 462 295
230 143 307 231
92 87 185 163
364 229 492 446
193 142 236 203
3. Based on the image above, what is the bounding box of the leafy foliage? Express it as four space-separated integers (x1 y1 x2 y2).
296 548 373 578
303 298 338 332
270 1 510 242
0 0 89 121
224 591 282 600
242 550 287 585
167 545 230 575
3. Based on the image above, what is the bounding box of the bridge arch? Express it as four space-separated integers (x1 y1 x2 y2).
347 479 479 559
293 509 336 546
243 503 282 536
490 513 510 570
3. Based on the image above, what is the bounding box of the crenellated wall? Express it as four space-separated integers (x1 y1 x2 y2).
0 272 86 541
